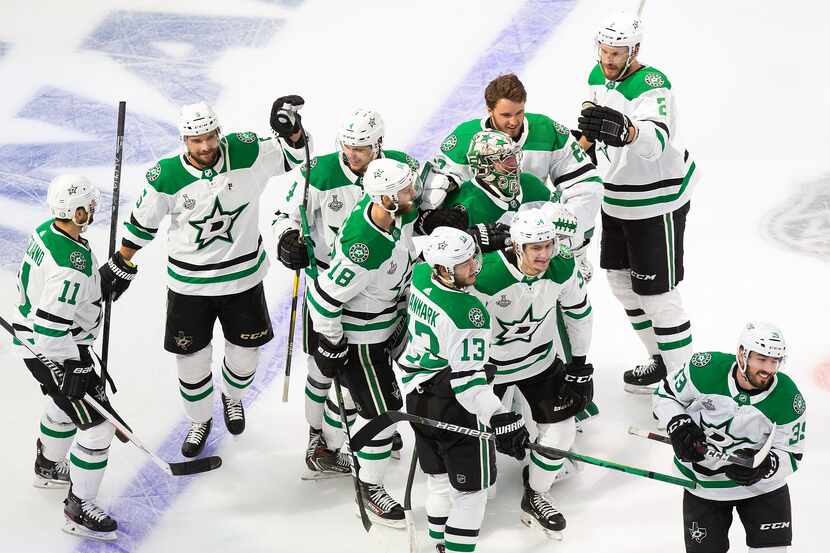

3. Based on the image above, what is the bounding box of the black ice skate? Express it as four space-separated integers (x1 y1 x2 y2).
302 427 351 480
520 467 565 539
33 439 70 489
623 355 667 394
221 393 245 435
358 479 405 528
63 487 117 541
391 430 403 460
181 419 212 458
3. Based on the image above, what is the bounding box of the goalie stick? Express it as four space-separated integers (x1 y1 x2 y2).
352 411 695 489
0 315 222 477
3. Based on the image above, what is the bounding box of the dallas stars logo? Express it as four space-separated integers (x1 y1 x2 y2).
494 305 552 345
699 417 754 456
188 197 248 250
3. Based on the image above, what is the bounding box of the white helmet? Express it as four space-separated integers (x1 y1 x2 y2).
467 130 523 203
738 322 787 371
511 203 577 256
422 226 481 288
596 12 643 80
178 102 220 137
362 158 420 213
338 108 384 156
46 174 100 233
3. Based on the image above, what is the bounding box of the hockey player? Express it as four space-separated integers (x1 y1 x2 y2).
470 205 593 538
399 226 529 553
305 157 420 526
14 175 119 540
576 12 698 392
100 98 309 457
653 322 805 552
271 108 415 477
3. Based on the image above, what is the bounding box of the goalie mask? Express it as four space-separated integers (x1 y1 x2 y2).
596 12 643 81
738 321 787 376
467 130 523 203
422 226 482 289
47 175 100 233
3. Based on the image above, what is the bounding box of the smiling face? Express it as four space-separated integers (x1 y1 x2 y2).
185 131 220 168
488 98 526 140
738 348 782 390
516 239 555 276
342 144 375 174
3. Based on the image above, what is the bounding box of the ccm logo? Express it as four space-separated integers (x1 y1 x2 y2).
240 330 269 340
630 270 656 281
760 522 790 530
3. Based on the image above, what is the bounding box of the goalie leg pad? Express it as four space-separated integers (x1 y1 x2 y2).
638 288 692 373
221 341 258 401
176 345 214 423
607 269 659 356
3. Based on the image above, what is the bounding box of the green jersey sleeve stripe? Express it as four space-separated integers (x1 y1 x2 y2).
33 324 69 337
124 222 155 242
452 377 488 395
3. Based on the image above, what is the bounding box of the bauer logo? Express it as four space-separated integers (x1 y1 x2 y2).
764 176 830 261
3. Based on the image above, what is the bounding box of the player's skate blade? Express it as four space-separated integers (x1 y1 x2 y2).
520 511 563 540
62 518 117 541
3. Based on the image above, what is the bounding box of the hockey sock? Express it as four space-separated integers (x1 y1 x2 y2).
445 487 487 552
639 288 692 372
354 419 395 485
529 420 576 492
304 357 332 429
322 397 356 450
426 474 451 544
40 398 76 461
220 342 258 400
69 422 115 500
607 269 659 356
176 345 214 423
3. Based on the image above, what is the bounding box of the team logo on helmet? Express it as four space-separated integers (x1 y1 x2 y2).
553 121 569 136
235 132 257 144
348 243 370 264
468 307 485 328
67 184 79 195
146 163 162 183
690 352 712 368
792 393 806 416
69 251 86 271
440 134 458 153
645 72 665 88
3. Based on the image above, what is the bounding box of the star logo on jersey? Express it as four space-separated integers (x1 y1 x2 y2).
494 305 552 345
698 417 754 456
597 142 611 162
188 197 248 250
688 522 707 544
69 251 86 271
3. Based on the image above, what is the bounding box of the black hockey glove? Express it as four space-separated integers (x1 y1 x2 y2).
667 414 707 463
491 412 529 461
578 104 634 147
99 251 137 302
415 207 468 236
468 223 511 253
61 350 95 401
277 229 310 270
270 95 305 138
724 449 780 486
313 335 349 379
552 362 594 421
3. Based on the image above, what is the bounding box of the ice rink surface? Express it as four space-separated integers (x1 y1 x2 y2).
0 1 827 551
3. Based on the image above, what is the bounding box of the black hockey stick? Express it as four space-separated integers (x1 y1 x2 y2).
100 100 126 395
627 426 774 469
352 411 695 489
0 315 222 477
404 449 418 553
333 371 372 532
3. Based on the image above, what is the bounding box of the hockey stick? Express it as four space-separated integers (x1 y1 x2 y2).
636 0 647 17
0 315 222 477
404 449 418 553
352 411 695 489
281 117 314 403
99 100 126 395
628 426 775 469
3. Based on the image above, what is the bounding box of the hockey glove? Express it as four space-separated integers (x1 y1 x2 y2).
99 251 137 302
578 104 634 147
420 172 458 211
552 362 594 421
724 449 780 486
468 223 511 253
415 207 468 236
277 229 311 270
491 412 529 461
270 95 305 138
571 240 593 283
313 335 349 379
667 414 707 463
61 350 95 401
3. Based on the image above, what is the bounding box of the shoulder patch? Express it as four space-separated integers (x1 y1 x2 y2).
69 250 87 272
146 163 161 183
441 134 458 152
348 243 370 264
552 121 570 136
468 307 486 328
235 131 257 144
690 352 712 368
792 392 806 416
644 72 665 88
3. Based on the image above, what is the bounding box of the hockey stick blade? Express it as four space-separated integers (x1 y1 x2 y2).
169 456 223 476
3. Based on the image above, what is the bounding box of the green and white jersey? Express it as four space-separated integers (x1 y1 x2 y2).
14 220 102 362
271 149 419 271
443 172 553 226
471 248 592 385
586 64 698 220
306 195 416 345
433 113 601 242
123 132 307 296
653 351 806 501
397 263 504 424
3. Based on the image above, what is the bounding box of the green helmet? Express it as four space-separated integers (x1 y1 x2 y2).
466 130 523 202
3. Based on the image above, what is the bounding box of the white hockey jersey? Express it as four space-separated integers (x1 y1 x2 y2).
122 132 307 296
586 64 698 220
